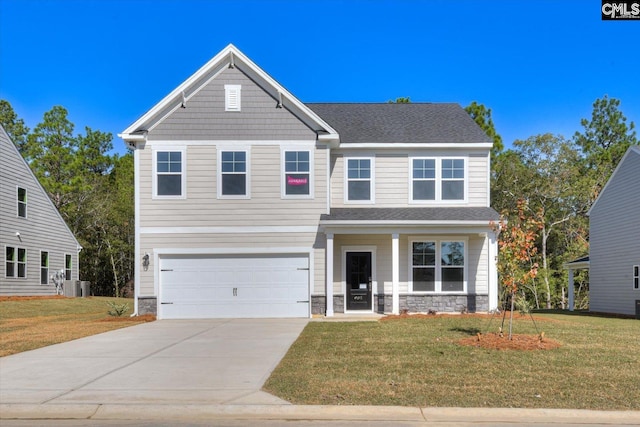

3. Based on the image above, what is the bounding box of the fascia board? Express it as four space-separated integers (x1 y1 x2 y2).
587 146 640 216
319 220 494 226
335 142 493 149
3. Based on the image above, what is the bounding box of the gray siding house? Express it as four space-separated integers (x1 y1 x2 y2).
120 44 500 319
0 125 80 295
588 145 640 316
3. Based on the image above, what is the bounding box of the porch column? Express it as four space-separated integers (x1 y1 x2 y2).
568 269 575 312
488 231 499 311
392 233 399 315
326 233 334 317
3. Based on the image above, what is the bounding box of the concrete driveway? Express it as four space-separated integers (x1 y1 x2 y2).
0 319 308 406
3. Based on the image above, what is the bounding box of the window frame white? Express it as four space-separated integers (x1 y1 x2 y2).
40 250 49 285
409 156 467 204
634 265 639 290
408 237 467 294
224 84 241 112
17 186 27 218
5 246 27 279
344 156 375 204
281 148 314 199
65 254 72 281
217 148 251 199
152 147 187 199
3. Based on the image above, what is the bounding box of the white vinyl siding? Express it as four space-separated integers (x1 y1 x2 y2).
224 84 241 112
153 148 186 199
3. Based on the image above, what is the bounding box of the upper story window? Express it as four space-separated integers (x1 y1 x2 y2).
154 150 185 198
65 254 72 280
346 157 374 203
218 150 249 198
17 187 27 218
634 265 639 290
283 150 312 198
410 157 466 203
410 239 465 293
41 251 49 285
6 246 26 278
225 85 241 111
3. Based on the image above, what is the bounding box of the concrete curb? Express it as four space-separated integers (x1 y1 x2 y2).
2 404 640 424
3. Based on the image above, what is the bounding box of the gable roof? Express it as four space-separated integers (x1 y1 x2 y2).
306 103 492 146
119 44 339 146
587 145 640 216
0 125 81 249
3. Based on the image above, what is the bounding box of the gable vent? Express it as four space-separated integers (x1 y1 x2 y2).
225 84 241 111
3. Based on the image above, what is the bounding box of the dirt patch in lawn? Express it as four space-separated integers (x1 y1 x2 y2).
459 332 561 350
0 295 67 302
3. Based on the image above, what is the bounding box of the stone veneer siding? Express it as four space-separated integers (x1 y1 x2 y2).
312 294 489 315
138 296 157 316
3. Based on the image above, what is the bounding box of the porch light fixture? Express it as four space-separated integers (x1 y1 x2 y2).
142 253 150 271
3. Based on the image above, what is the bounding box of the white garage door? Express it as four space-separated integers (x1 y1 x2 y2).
159 254 310 319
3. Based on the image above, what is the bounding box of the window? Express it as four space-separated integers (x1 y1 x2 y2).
346 158 374 202
410 157 466 202
155 150 184 197
410 239 465 293
6 247 26 278
412 159 436 201
65 254 72 280
634 265 639 290
17 187 27 218
219 151 248 197
225 84 241 111
41 251 49 285
283 151 311 197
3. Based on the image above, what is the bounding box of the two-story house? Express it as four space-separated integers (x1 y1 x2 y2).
119 44 499 319
0 125 81 295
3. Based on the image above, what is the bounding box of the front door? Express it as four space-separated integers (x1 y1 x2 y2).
346 252 372 311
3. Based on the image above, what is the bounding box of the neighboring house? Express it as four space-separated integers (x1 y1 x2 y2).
588 145 640 317
119 44 500 319
0 125 81 295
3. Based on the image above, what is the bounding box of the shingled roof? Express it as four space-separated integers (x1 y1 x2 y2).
321 207 500 223
305 103 491 145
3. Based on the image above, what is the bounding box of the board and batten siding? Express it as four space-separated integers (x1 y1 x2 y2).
0 127 79 295
589 148 640 316
149 67 316 141
330 151 489 208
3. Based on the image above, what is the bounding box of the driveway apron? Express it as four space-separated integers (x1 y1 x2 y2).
0 319 308 405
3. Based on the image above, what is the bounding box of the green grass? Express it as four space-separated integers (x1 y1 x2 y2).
263 313 640 409
0 296 153 356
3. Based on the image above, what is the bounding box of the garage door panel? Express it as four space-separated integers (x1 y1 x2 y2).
159 254 309 319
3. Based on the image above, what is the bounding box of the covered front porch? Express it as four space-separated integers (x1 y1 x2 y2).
319 207 500 316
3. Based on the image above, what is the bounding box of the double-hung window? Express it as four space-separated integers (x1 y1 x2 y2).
6 246 26 278
346 157 374 203
155 150 185 197
41 251 49 285
219 150 249 198
410 239 465 293
411 157 466 202
17 187 27 218
634 265 639 290
283 150 311 197
65 254 72 280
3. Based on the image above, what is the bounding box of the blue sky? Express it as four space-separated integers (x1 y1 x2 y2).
1 0 638 155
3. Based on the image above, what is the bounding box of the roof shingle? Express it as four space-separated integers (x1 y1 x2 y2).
320 207 500 222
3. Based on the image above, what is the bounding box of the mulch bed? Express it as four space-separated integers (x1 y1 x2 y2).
98 314 156 323
459 332 561 350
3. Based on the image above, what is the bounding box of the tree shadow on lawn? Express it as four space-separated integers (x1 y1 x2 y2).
449 326 481 336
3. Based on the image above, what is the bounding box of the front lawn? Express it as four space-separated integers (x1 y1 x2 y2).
0 296 154 357
263 313 640 409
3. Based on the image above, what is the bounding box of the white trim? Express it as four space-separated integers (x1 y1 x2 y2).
224 84 241 112
321 220 494 226
134 147 141 315
141 226 318 234
408 236 468 294
39 249 49 285
323 225 494 236
408 156 468 204
391 233 400 315
16 185 27 219
486 151 491 207
4 245 27 279
326 233 334 317
217 148 251 199
152 146 187 199
344 156 375 204
488 231 498 311
337 142 493 149
341 245 377 313
326 146 331 214
64 253 72 281
633 265 639 290
143 140 319 147
281 147 314 200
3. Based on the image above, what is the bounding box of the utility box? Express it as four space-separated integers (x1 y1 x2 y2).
63 280 81 297
636 300 640 320
80 281 91 297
